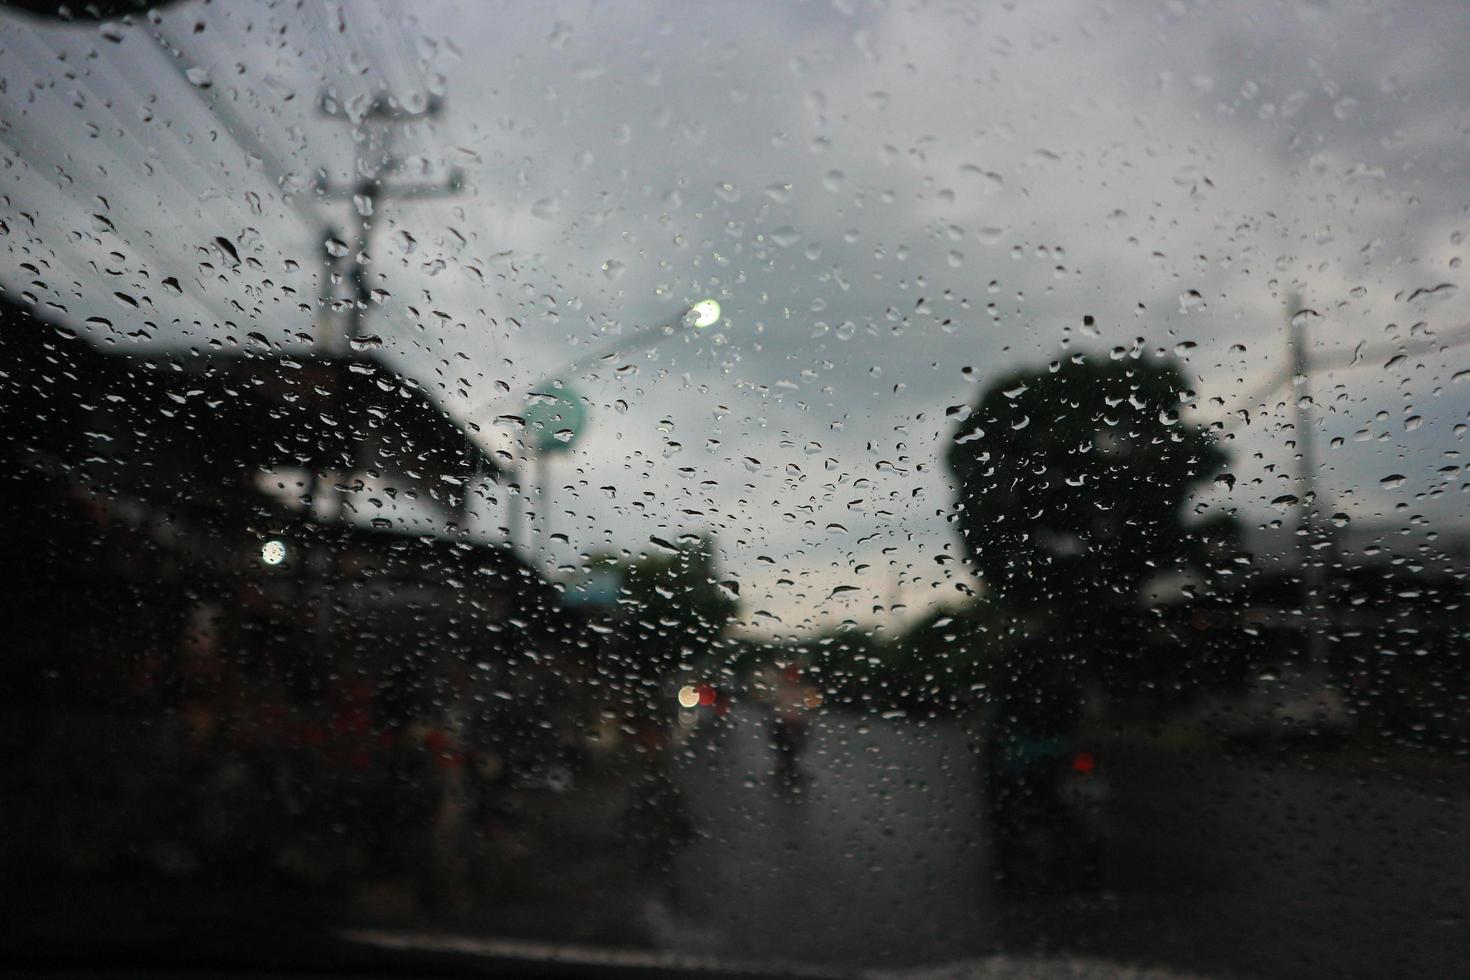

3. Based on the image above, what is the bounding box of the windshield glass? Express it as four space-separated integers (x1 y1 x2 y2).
3 2 1468 978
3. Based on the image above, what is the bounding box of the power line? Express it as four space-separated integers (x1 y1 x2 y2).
1211 322 1470 431
1315 323 1470 372
147 22 328 231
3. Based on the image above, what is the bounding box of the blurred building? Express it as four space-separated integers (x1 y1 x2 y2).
0 293 586 883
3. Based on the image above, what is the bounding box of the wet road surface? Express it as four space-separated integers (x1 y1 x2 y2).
652 705 1470 979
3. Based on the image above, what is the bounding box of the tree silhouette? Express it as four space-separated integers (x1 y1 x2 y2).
947 353 1231 619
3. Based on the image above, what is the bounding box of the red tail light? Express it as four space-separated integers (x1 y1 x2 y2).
1071 750 1096 775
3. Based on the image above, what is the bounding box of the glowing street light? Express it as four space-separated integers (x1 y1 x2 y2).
465 297 728 559
689 298 721 329
467 298 726 429
260 539 287 566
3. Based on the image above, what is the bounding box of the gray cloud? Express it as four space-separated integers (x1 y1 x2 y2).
2 0 1468 632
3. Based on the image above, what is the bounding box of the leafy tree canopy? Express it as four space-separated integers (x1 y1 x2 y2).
946 353 1232 616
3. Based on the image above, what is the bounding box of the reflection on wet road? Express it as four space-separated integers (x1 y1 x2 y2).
662 705 993 967
656 705 1470 979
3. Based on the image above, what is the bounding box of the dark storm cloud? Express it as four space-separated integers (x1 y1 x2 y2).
2 0 1468 629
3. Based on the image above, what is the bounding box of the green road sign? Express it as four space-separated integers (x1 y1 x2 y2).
524 384 586 453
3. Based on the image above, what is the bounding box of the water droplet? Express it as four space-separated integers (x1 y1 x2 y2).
769 226 800 247
1404 283 1457 303
960 164 1004 193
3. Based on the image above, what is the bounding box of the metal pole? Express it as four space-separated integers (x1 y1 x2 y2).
507 457 524 557
536 450 551 571
347 180 377 350
461 303 715 430
1288 294 1329 674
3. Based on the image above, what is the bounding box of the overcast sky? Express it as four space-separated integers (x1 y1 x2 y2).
3 0 1469 636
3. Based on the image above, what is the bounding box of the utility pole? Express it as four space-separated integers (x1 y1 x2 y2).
304 92 464 659
1217 295 1470 679
1287 293 1330 675
315 94 467 531
316 93 463 353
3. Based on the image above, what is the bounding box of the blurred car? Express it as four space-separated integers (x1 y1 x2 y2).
1192 667 1354 744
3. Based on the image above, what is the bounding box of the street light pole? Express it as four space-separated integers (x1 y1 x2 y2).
1287 293 1330 675
466 300 721 427
467 299 722 557
535 449 551 571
